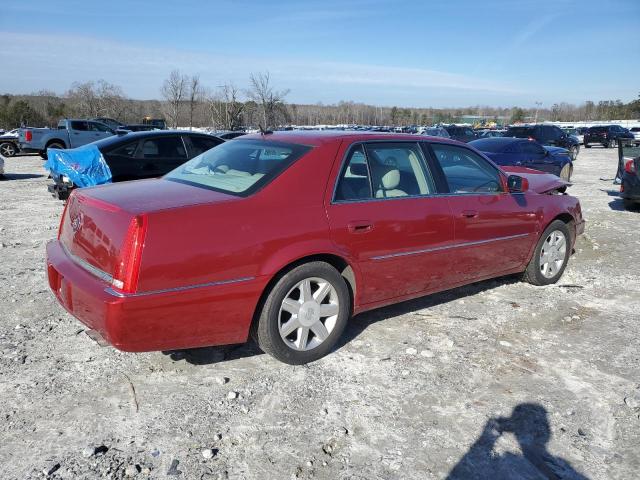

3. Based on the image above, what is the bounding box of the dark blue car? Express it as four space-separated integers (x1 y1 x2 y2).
470 137 573 181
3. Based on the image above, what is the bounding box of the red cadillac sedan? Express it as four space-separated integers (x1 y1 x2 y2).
47 132 585 364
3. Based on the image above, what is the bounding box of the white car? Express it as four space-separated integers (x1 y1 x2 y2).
630 127 640 143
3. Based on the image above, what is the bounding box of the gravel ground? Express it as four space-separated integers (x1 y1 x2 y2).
0 147 638 480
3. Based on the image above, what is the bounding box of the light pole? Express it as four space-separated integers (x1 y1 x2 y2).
534 101 542 123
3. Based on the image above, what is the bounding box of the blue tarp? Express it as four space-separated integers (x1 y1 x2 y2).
44 144 112 188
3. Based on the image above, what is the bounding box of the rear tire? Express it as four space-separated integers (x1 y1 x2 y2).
584 144 591 148
0 142 17 157
569 146 578 161
560 164 572 182
254 262 350 365
523 220 571 286
42 142 65 160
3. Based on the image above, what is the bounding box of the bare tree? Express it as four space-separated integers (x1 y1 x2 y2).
221 84 244 130
161 70 187 128
187 75 203 130
247 72 289 129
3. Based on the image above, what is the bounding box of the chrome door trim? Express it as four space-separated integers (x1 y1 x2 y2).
370 233 531 261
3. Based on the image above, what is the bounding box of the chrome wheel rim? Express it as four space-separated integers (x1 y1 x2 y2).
278 277 339 351
560 164 571 181
539 230 567 278
0 143 15 156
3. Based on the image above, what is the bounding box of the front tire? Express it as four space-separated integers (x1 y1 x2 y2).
560 164 573 182
254 262 350 364
523 220 571 286
0 142 17 157
569 146 578 161
42 142 65 160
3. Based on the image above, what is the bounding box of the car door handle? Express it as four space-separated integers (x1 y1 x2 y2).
461 210 479 218
347 221 373 233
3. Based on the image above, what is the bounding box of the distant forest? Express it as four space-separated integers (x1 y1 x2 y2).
1 72 639 130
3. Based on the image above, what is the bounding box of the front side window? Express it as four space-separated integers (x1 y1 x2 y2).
519 141 546 155
334 143 435 201
71 121 89 131
188 135 222 156
431 144 503 194
89 122 112 133
165 139 311 196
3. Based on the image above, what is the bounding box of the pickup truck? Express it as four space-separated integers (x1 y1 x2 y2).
19 119 115 158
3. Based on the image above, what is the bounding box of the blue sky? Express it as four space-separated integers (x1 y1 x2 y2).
0 0 638 108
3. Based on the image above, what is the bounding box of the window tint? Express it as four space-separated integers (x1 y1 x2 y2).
431 144 503 194
165 140 311 196
519 141 546 155
141 136 187 159
71 121 89 131
189 136 221 156
334 145 372 201
109 141 138 158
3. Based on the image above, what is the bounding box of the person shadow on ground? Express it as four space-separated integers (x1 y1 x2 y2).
446 403 589 480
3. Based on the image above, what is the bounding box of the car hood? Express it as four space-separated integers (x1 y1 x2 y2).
501 166 570 194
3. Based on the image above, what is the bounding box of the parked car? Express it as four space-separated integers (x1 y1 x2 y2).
630 127 640 142
619 141 640 209
19 119 115 159
469 137 573 181
421 127 450 138
443 125 477 142
584 125 634 148
504 125 580 160
476 129 504 139
45 130 224 200
118 124 164 132
46 131 584 364
0 129 20 157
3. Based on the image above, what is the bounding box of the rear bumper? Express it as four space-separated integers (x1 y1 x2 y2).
621 173 640 201
46 240 268 352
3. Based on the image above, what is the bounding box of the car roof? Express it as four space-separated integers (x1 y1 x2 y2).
238 130 462 146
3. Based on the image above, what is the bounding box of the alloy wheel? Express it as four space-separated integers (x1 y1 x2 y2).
278 277 340 351
0 143 16 157
539 230 567 278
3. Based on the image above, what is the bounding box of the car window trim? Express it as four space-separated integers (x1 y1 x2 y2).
330 140 436 204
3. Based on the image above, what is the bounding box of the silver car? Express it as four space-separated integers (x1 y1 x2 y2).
421 127 451 138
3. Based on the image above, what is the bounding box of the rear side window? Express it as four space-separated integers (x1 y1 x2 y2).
334 143 435 201
431 144 503 194
142 137 187 159
89 122 112 133
165 140 311 196
109 141 138 158
71 121 89 131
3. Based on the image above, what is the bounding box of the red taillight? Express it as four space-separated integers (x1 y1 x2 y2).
625 159 637 174
57 193 71 240
113 215 148 293
25 130 32 142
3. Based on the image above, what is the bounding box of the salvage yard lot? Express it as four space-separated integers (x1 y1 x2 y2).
0 148 639 479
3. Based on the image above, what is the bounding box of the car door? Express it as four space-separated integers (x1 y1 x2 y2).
103 139 141 181
325 141 455 305
427 143 538 283
68 121 94 148
519 140 552 173
139 135 189 177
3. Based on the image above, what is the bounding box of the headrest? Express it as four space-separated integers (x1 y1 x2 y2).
349 163 368 177
380 167 400 190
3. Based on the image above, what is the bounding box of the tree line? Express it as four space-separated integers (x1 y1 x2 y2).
1 72 638 130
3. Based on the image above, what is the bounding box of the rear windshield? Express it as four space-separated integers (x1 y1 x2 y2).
164 139 312 196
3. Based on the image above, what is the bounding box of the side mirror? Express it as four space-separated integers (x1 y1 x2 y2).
507 174 529 193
